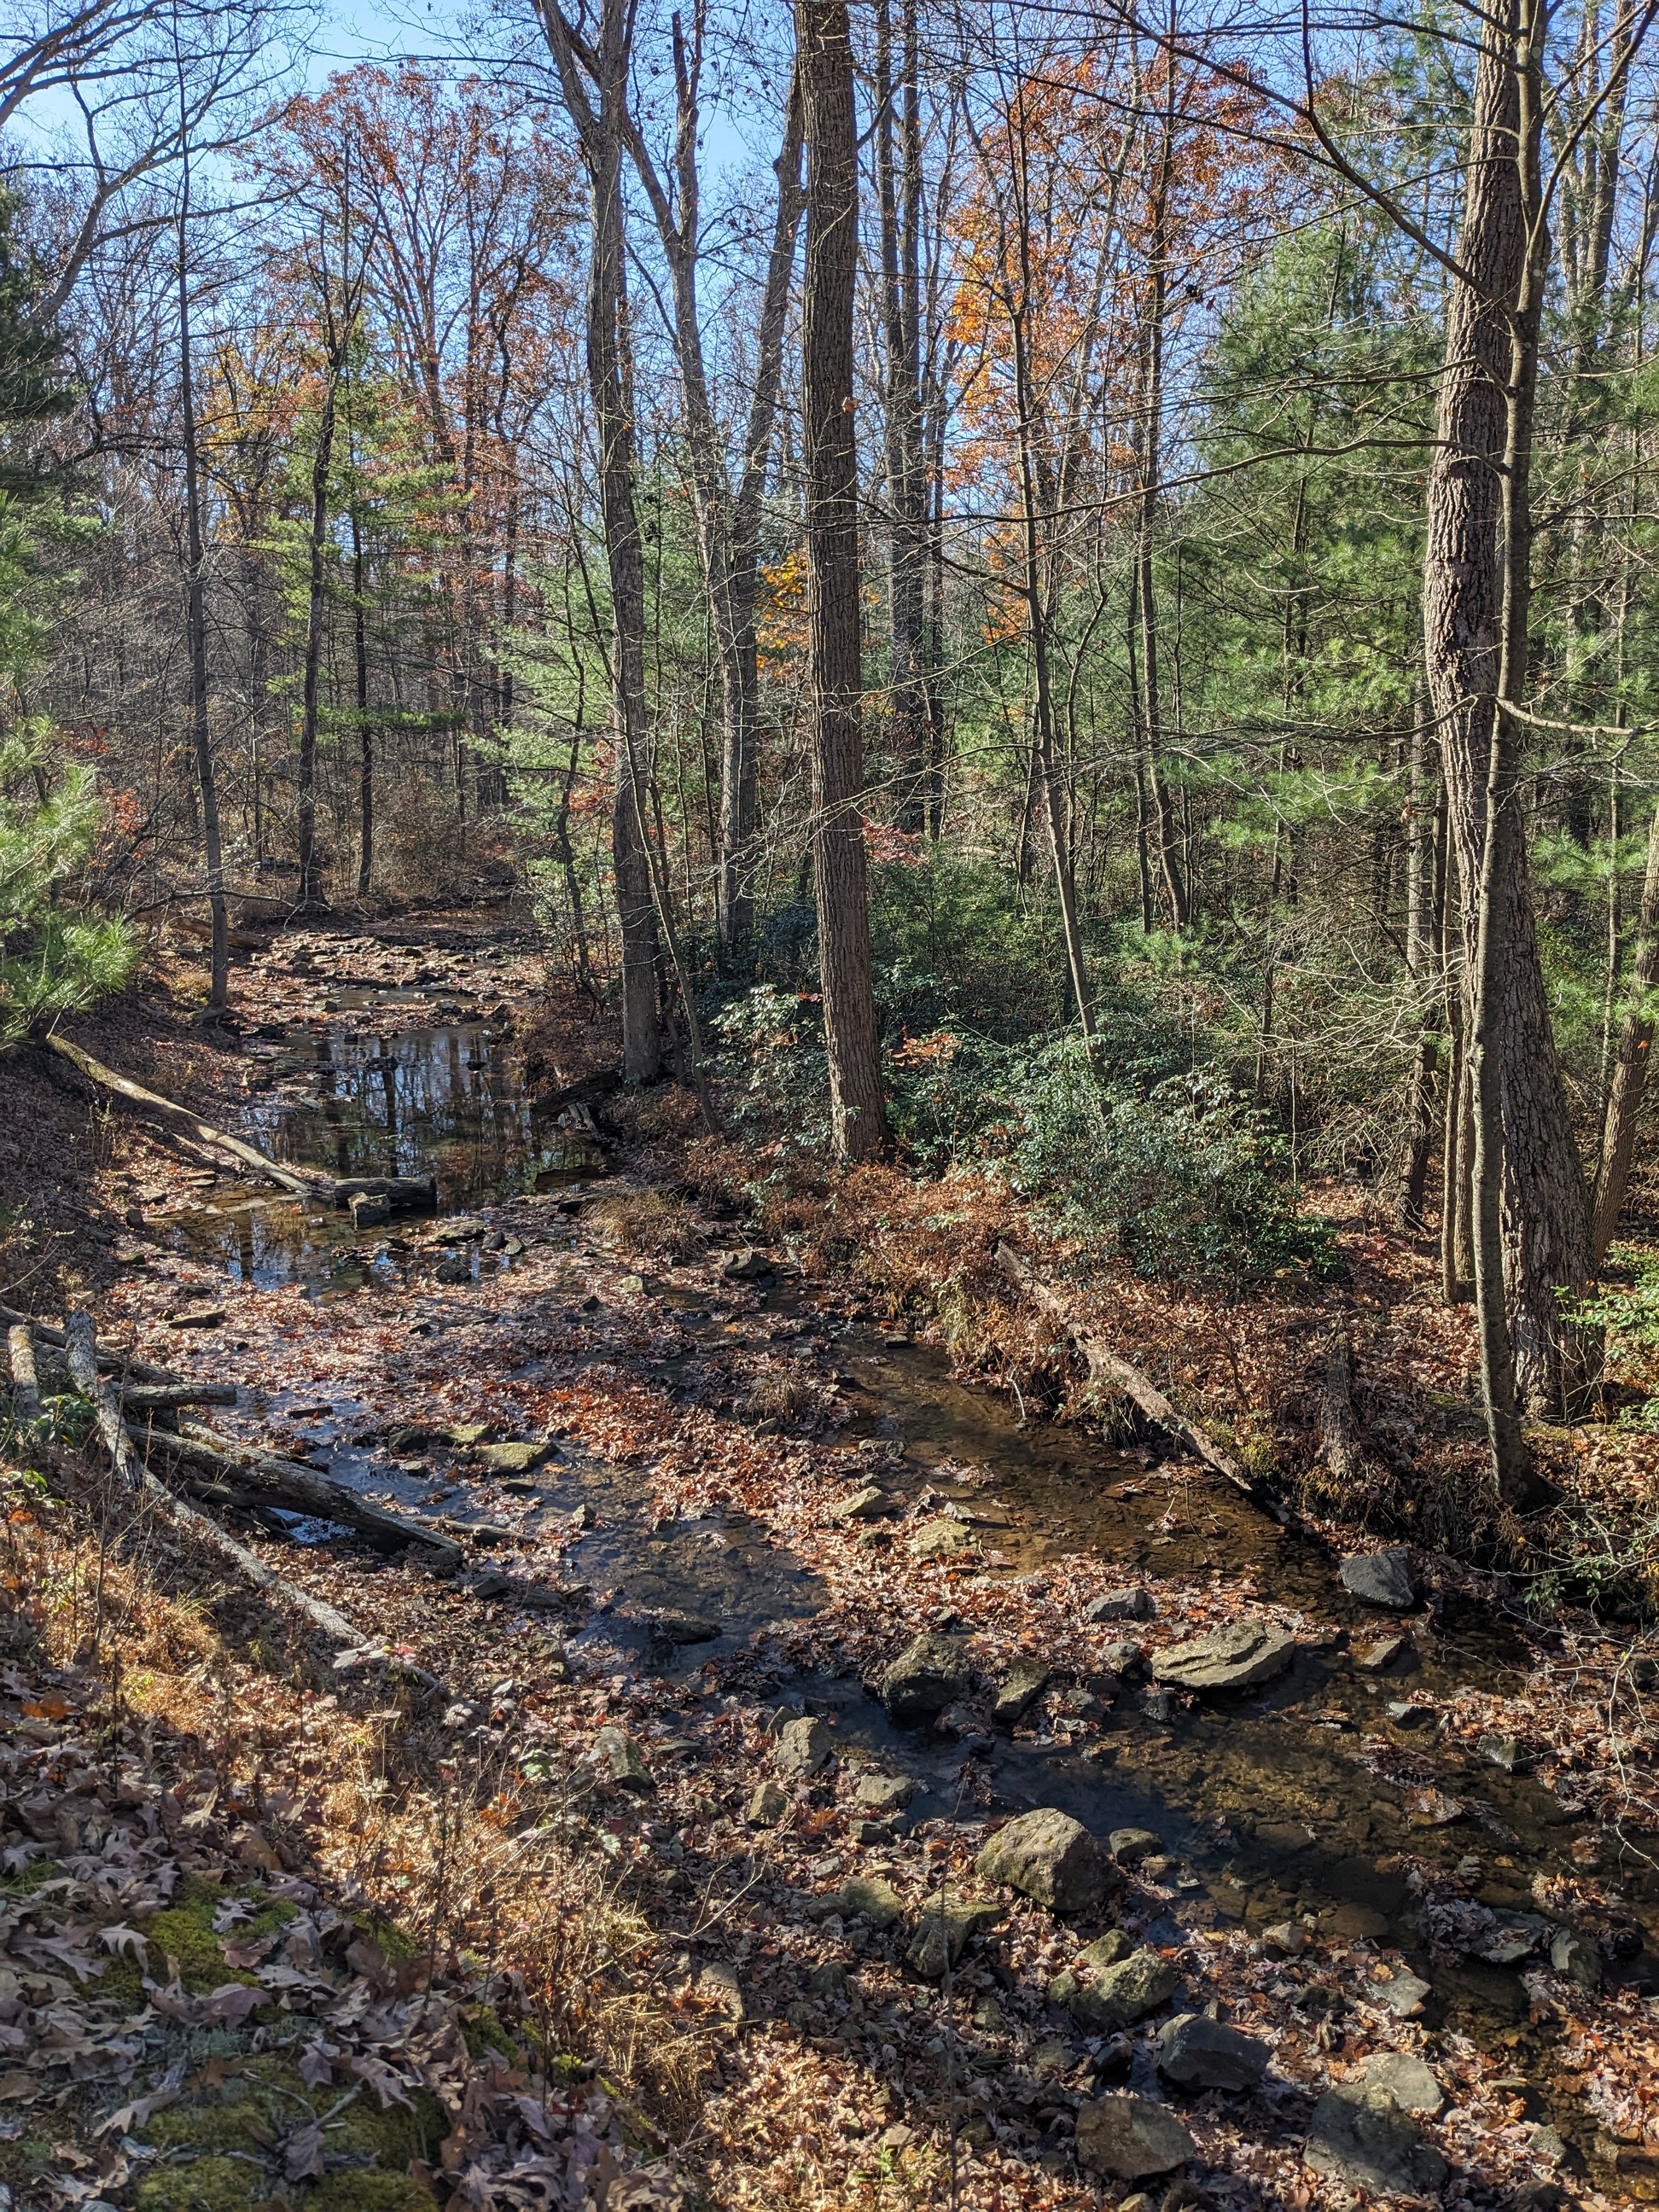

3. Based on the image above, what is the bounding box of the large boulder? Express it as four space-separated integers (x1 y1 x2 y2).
1155 2013 1268 2093
1151 1621 1295 1693
879 1633 972 1723
975 1807 1118 1914
1341 1548 1417 1610
1075 2095 1196 2181
1305 2082 1448 2194
1068 1946 1179 2033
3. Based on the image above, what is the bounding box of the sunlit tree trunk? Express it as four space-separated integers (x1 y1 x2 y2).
176 199 226 1008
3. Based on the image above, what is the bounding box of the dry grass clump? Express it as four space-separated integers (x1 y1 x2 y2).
589 1186 707 1260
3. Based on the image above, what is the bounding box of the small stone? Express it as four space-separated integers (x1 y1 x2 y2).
1262 1923 1309 1957
1362 2052 1444 2116
1370 1970 1431 2017
815 1877 904 1930
1033 2035 1075 2079
774 1714 833 1779
1097 1640 1147 1679
446 1422 493 1447
905 1895 1004 1979
1068 1947 1179 2034
1528 2125 1571 2170
1386 1700 1433 1729
476 1440 550 1476
806 1961 847 2000
1479 1732 1531 1773
906 1516 978 1562
853 1772 913 1814
746 1781 790 1827
880 1633 972 1723
835 1485 899 1521
992 1658 1051 1724
1109 1827 1163 1867
976 1807 1119 1914
616 1273 646 1296
879 2122 915 2151
1341 1547 1416 1610
1074 2095 1196 2181
1155 2012 1268 2093
721 1247 774 1280
167 1305 225 1329
434 1257 473 1284
696 1959 744 2019
1152 1621 1295 1693
1086 1587 1155 1621
1354 1634 1407 1673
1305 2082 1448 2194
1549 1928 1601 1989
783 1999 812 2032
589 1726 652 1793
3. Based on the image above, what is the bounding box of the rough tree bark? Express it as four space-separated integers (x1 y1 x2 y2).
1592 800 1659 1262
799 0 887 1161
1423 0 1592 1484
540 0 661 1081
176 194 226 1009
876 0 929 835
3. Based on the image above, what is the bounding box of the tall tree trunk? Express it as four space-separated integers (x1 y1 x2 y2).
351 499 372 896
1397 710 1444 1231
1592 799 1659 1262
297 373 336 911
799 0 886 1161
542 0 661 1081
876 0 928 835
1423 0 1586 1491
177 208 226 1010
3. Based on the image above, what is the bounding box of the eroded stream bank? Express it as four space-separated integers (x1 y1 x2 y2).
93 930 1659 2208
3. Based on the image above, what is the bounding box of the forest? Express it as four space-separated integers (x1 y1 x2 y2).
3 0 1659 2204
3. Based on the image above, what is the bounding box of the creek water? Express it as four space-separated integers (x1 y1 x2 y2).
170 988 1659 2182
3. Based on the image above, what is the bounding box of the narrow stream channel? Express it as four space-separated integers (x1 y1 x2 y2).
166 983 1659 2186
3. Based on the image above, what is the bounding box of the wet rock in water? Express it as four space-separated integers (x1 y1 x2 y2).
654 1611 721 1644
1109 1826 1163 1867
1305 2082 1448 2195
589 1726 652 1793
1068 1947 1179 2034
350 1191 390 1230
814 1876 904 1930
1354 1634 1407 1673
1471 1912 1548 1966
746 1781 790 1828
1341 1547 1416 1610
1362 2052 1445 2116
905 1895 1004 1979
774 1714 833 1779
879 1633 972 1723
1370 1970 1431 2018
1155 2012 1269 2093
853 1771 913 1814
431 1217 490 1244
434 1257 473 1285
835 1485 899 1522
476 1440 550 1476
992 1657 1051 1724
1074 2094 1196 2181
1085 1586 1155 1622
975 1807 1118 1914
906 1516 978 1562
1152 1620 1295 1693
1549 1927 1602 1990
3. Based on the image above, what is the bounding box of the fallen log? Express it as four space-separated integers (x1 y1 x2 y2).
64 1313 143 1489
0 1301 172 1383
330 1175 437 1210
143 1417 463 1571
1318 1328 1365 1488
119 1382 239 1412
6 1324 40 1427
995 1243 1288 1523
44 1033 328 1200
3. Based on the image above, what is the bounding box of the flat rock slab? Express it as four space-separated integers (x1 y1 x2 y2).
1109 1827 1163 1866
880 1633 972 1723
1370 1971 1431 2018
1155 2012 1268 2093
1306 2082 1448 2195
906 1516 978 1562
835 1485 899 1522
1085 1587 1155 1621
992 1659 1051 1724
1342 1547 1417 1610
814 1877 905 1930
475 1441 550 1476
854 1772 914 1813
1152 1621 1295 1693
1075 2095 1196 2181
976 1807 1118 1914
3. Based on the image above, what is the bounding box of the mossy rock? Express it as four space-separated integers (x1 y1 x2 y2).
134 2053 443 2211
97 1877 293 2012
